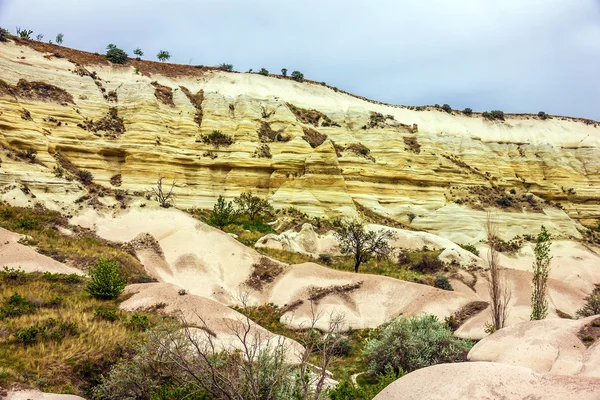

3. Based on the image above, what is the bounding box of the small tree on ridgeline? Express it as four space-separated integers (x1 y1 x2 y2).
334 219 395 273
530 226 552 320
234 191 273 222
106 44 128 64
86 258 127 300
281 68 287 77
133 48 144 58
55 33 64 45
157 50 171 62
208 195 237 229
291 70 304 82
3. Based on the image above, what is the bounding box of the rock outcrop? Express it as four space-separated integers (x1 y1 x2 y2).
0 39 598 243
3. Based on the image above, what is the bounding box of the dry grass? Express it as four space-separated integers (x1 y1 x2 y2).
286 103 339 127
302 127 328 148
0 78 73 104
151 81 174 106
0 271 159 395
0 204 148 282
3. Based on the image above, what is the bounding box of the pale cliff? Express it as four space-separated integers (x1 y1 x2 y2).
0 39 599 241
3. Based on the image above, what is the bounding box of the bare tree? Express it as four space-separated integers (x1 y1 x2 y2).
486 212 511 332
151 175 175 208
334 219 395 272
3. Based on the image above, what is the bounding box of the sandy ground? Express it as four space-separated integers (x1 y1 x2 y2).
373 362 600 400
0 227 84 275
468 316 600 377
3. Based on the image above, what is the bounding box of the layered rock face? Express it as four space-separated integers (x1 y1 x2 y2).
1 40 599 240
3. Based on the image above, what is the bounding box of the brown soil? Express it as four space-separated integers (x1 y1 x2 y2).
446 301 489 330
577 317 600 348
308 281 363 302
257 121 290 143
246 257 284 290
286 102 339 127
403 136 421 153
179 86 204 127
151 81 175 106
0 78 73 104
302 127 328 148
346 143 375 161
76 107 125 138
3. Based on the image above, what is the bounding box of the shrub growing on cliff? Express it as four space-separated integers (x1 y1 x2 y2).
0 27 10 42
434 275 453 291
291 70 304 82
363 314 473 375
157 50 170 62
334 220 395 273
106 44 128 64
219 63 234 71
576 289 600 318
463 107 473 115
258 68 269 76
483 110 505 121
202 130 233 148
441 104 452 113
281 68 287 77
86 258 127 300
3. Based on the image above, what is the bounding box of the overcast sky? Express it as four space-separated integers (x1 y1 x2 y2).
1 0 599 119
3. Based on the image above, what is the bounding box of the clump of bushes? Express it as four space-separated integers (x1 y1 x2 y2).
463 108 473 115
441 104 452 113
201 130 234 148
459 243 479 256
219 63 234 72
291 70 304 82
94 305 120 322
258 68 269 76
0 292 36 319
410 254 444 274
0 26 9 42
482 110 505 121
363 314 473 375
105 44 128 64
78 169 94 184
434 275 453 291
495 197 512 208
577 288 600 318
86 258 127 300
128 313 150 331
538 111 550 120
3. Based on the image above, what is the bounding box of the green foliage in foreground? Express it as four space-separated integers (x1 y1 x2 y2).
86 258 127 300
363 314 473 375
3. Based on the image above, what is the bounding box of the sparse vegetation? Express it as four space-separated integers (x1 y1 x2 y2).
530 226 552 320
55 33 64 45
334 220 395 273
208 195 237 229
281 68 287 77
234 191 273 222
403 136 421 153
105 44 128 64
259 67 269 76
151 176 176 208
302 127 328 148
459 243 479 256
253 143 272 158
257 121 290 143
16 27 33 39
133 48 143 58
538 111 550 120
463 107 473 115
441 104 452 113
201 130 233 147
219 63 234 71
77 107 125 138
86 258 127 300
156 50 170 62
482 110 505 121
291 70 304 82
0 26 10 42
577 289 600 318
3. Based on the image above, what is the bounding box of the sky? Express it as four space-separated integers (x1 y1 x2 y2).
1 0 599 120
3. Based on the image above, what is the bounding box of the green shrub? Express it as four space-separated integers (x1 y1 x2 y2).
576 290 600 318
234 191 273 222
318 253 332 265
291 70 304 82
0 292 36 319
258 68 269 76
201 130 233 148
363 314 473 375
441 104 452 113
459 243 479 256
55 33 64 45
128 313 150 331
207 195 237 229
434 275 453 291
16 27 33 39
538 111 549 120
15 217 38 230
410 254 443 274
496 197 512 207
281 68 287 77
133 48 144 58
326 371 398 400
219 63 234 72
14 325 42 345
1 266 29 284
483 110 505 121
106 44 128 64
463 108 473 115
94 305 119 322
78 169 94 184
156 50 170 62
0 27 9 42
86 258 127 300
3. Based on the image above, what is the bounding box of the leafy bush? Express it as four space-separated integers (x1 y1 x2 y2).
482 110 505 121
15 217 38 230
86 258 127 300
434 275 453 291
94 305 119 321
178 289 187 296
258 68 269 76
234 192 273 222
363 314 473 375
463 108 473 115
0 27 10 42
78 169 94 184
410 254 443 274
459 243 479 256
318 253 332 265
16 27 33 39
105 44 128 64
208 195 237 229
291 70 304 82
1 267 29 284
201 130 233 148
577 289 600 318
133 48 144 58
0 292 36 319
326 371 398 400
538 111 549 120
441 104 452 113
128 313 150 331
157 50 170 62
496 197 512 207
14 325 41 345
219 63 234 71
281 68 287 77
55 33 64 45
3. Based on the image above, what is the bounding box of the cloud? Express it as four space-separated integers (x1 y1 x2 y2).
1 0 598 119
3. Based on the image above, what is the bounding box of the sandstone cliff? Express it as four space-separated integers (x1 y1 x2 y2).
1 39 599 241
